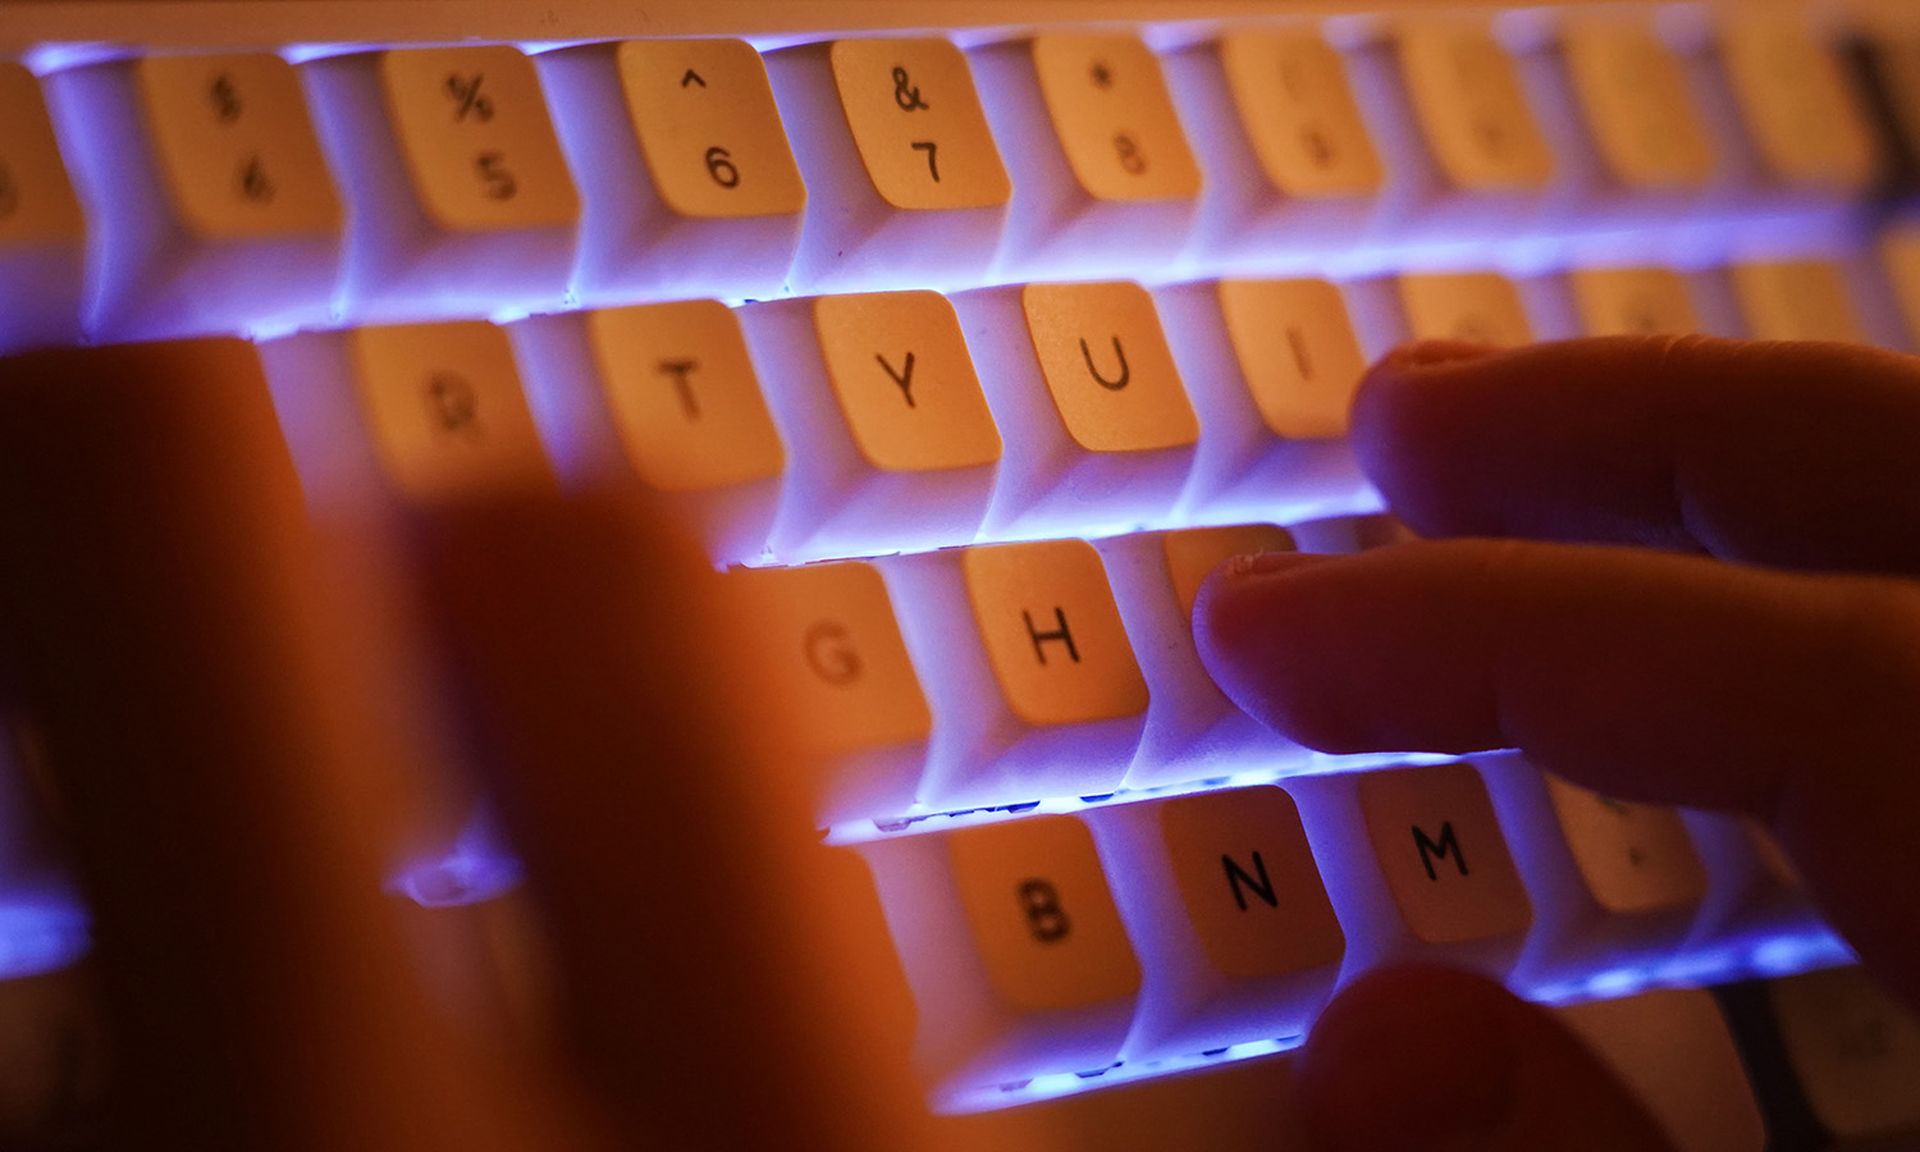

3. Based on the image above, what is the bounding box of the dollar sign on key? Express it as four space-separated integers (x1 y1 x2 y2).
211 74 242 123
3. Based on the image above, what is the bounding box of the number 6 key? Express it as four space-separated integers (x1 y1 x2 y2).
536 38 808 304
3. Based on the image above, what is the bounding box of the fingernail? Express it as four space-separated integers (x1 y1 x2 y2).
1221 550 1328 580
1385 339 1503 371
1298 969 1520 1152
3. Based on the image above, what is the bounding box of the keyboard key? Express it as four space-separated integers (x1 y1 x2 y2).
1569 266 1703 335
1286 511 1417 555
1091 786 1344 1060
1168 29 1383 266
882 540 1148 809
537 38 806 303
1477 754 1705 989
1390 21 1556 224
1679 812 1825 954
974 33 1200 278
1159 277 1376 524
1770 966 1920 1144
1293 761 1533 978
1559 989 1765 1152
768 38 1009 292
0 62 86 352
720 562 931 822
1093 525 1309 789
46 53 342 340
865 815 1140 1089
1721 15 1879 197
346 322 556 504
262 321 554 509
1731 259 1866 342
509 299 785 565
955 281 1198 541
1359 763 1533 947
1544 777 1707 916
1397 270 1536 345
1561 20 1717 195
738 290 1000 562
304 45 579 319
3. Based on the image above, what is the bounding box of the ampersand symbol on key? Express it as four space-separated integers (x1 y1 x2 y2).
892 66 929 112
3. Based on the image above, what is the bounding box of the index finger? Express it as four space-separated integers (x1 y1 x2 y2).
1354 336 1920 576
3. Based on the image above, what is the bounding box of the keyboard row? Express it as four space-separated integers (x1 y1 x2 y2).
263 250 1920 578
805 756 1840 1100
3 10 1915 346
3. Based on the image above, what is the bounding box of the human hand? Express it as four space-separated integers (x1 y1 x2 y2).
0 342 933 1151
1199 335 1920 1152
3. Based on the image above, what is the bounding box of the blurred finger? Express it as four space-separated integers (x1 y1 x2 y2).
1196 541 1920 1006
1299 967 1673 1152
0 342 562 1151
419 490 934 1151
1354 336 1920 575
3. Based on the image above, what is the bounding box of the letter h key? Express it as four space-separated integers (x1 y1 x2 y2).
880 539 1148 811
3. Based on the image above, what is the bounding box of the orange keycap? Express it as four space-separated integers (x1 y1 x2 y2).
723 560 932 822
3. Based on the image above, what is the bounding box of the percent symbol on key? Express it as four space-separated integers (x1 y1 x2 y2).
445 73 495 122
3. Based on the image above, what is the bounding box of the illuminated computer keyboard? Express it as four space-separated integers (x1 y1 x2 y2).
3 0 1920 1146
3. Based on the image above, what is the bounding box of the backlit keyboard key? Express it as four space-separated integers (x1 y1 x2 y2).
47 53 342 340
768 38 1009 292
1167 29 1382 266
974 33 1200 278
1721 16 1879 196
1397 270 1535 346
305 46 579 319
1560 990 1765 1152
1771 967 1920 1145
883 539 1148 809
347 323 556 504
1544 777 1707 916
1731 259 1865 342
1359 763 1533 949
1159 277 1375 524
1286 510 1418 555
1169 29 1383 264
264 321 554 509
721 561 931 822
1394 22 1556 197
1094 525 1308 790
0 62 86 352
1091 786 1344 1059
956 281 1197 541
739 290 1000 562
1478 754 1706 989
866 815 1140 1089
509 299 785 564
1293 761 1532 979
1569 266 1703 336
537 38 806 302
1561 21 1717 195
1680 813 1825 953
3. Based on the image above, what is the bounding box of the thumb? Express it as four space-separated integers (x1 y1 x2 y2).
1298 967 1674 1152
